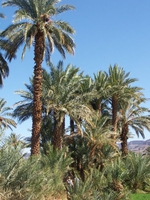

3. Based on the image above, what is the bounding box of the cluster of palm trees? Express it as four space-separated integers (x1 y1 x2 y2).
9 61 150 158
1 1 150 199
0 0 149 156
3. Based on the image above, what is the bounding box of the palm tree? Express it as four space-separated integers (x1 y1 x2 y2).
1 0 75 155
92 71 109 116
6 133 27 150
107 65 143 135
44 61 96 150
124 153 150 192
13 77 53 153
118 98 150 156
0 13 10 87
0 98 16 131
84 117 119 170
13 62 96 150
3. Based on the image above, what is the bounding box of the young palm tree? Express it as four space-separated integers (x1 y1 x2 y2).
0 98 16 131
1 0 75 155
0 137 72 199
105 157 129 199
6 133 27 150
124 153 150 192
118 98 150 156
84 117 119 170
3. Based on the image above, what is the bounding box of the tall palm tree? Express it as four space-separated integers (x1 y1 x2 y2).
0 13 10 87
107 65 143 135
118 98 150 156
13 77 53 153
1 0 75 155
0 98 16 131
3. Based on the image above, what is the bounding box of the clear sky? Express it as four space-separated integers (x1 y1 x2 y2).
1 0 150 141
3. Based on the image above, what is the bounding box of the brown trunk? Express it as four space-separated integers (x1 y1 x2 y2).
120 123 128 156
111 95 119 142
53 115 64 150
53 123 63 150
31 29 44 155
112 95 118 132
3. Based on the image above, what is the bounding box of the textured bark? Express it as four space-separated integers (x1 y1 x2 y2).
112 95 118 133
31 29 44 155
120 123 128 156
53 114 65 150
53 122 63 150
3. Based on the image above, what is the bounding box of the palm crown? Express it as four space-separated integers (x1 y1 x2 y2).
1 0 75 61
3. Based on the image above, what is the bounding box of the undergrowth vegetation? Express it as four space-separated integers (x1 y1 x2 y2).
0 130 150 200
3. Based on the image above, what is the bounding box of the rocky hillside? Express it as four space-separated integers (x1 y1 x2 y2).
118 139 150 154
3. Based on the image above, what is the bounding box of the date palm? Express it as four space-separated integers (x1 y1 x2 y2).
107 65 143 135
13 62 96 151
13 77 53 153
124 153 150 191
44 61 96 150
118 98 150 156
92 71 109 116
85 117 119 170
1 0 75 155
0 98 16 131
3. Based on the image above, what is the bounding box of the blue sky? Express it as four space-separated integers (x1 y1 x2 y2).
1 0 150 140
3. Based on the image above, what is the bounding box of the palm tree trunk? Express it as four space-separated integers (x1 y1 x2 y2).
53 114 65 150
120 124 128 156
112 95 118 134
31 30 44 155
53 122 63 150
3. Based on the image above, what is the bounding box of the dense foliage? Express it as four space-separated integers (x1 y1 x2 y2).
0 130 150 199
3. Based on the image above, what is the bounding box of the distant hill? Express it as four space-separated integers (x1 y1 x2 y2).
118 139 150 154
